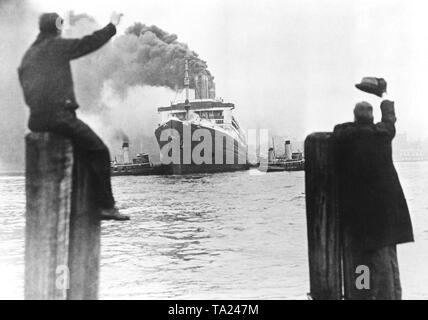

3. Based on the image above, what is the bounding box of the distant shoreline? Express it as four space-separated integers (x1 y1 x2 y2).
0 160 427 178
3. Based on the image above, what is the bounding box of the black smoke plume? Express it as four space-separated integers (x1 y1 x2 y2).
69 13 213 106
67 12 213 163
114 129 129 143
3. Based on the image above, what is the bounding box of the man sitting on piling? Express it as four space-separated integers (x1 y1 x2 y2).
333 78 414 299
18 12 129 221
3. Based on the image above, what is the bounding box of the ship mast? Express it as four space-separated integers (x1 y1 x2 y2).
184 59 190 120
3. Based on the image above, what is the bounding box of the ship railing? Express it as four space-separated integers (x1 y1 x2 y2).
200 118 225 125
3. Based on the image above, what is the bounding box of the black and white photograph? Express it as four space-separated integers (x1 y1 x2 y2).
1 0 428 307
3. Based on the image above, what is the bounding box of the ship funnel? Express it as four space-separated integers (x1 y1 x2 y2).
195 70 215 99
268 147 275 163
285 140 292 160
209 80 216 99
122 142 130 164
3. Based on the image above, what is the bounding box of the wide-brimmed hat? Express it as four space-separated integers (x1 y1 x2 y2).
355 77 387 97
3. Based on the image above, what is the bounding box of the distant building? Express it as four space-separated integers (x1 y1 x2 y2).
393 132 428 162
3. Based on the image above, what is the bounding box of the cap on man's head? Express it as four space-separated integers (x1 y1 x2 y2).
39 12 63 34
354 101 374 123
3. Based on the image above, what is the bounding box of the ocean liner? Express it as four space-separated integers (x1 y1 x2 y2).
154 60 248 174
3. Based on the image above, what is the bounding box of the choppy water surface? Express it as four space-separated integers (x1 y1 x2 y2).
1 163 428 299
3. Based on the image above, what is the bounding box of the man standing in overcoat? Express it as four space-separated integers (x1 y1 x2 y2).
333 78 414 299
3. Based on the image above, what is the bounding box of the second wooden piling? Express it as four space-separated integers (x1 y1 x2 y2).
68 150 101 300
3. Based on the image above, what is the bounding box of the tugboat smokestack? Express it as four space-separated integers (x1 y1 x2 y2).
285 140 292 160
268 147 275 163
122 142 130 164
194 71 215 100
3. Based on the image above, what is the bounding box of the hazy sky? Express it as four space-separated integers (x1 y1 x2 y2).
26 0 428 141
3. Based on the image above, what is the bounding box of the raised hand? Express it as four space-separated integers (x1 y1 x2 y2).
110 12 124 26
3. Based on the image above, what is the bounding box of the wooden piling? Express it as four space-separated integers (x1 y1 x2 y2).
68 150 101 300
25 133 73 300
304 132 341 300
25 133 100 300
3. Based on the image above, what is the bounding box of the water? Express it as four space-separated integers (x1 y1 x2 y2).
0 163 427 300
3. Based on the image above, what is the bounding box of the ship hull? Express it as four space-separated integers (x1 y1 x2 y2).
155 119 248 174
111 165 165 176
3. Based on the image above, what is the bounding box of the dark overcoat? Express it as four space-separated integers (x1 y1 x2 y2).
333 101 414 250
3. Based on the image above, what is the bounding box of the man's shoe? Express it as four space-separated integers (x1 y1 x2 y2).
100 207 130 221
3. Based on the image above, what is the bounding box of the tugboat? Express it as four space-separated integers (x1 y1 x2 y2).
111 141 163 176
267 144 286 172
267 139 305 172
154 60 249 174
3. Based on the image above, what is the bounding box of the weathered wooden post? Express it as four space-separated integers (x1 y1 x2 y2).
304 132 341 300
25 132 101 300
25 133 73 300
68 149 101 300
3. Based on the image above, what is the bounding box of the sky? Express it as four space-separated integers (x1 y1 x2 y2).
2 0 428 170
31 0 428 141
